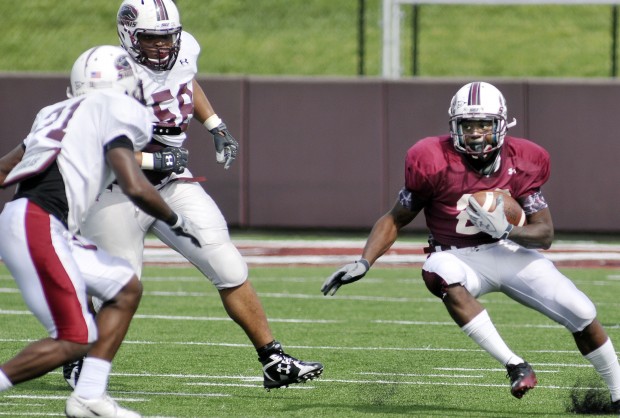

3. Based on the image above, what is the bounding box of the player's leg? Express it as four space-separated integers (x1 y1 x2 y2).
152 180 323 389
0 200 94 386
65 236 143 418
153 180 270 346
75 241 143 362
422 250 536 398
81 185 148 276
64 186 150 390
499 249 620 406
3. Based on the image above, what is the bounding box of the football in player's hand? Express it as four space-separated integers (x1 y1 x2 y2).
470 190 527 226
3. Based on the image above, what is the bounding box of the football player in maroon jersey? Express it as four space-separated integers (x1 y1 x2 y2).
323 82 620 411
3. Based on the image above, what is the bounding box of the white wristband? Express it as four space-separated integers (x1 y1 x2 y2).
203 114 222 131
141 152 154 170
169 212 183 228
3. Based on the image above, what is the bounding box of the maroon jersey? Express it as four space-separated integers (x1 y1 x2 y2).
404 135 549 247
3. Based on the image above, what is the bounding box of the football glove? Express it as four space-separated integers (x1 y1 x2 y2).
466 194 514 239
321 259 370 296
152 147 188 174
209 122 239 170
168 212 205 248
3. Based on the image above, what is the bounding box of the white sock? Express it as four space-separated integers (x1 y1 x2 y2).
73 357 111 400
0 369 13 391
584 338 620 402
461 310 524 367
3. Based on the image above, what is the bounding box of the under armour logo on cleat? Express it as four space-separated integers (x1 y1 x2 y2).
277 364 291 374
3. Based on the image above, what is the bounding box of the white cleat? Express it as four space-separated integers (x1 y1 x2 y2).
65 393 141 418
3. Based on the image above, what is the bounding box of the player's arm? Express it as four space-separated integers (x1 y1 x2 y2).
506 207 554 250
107 141 176 221
321 192 423 296
135 148 188 174
192 79 217 123
0 144 26 185
507 191 553 249
361 199 420 265
105 137 203 247
467 190 554 250
193 79 239 170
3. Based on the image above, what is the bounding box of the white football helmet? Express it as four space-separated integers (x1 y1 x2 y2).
117 0 182 71
69 45 143 102
448 82 516 174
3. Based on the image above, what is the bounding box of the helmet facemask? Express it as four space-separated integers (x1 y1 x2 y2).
134 30 181 71
117 0 182 72
448 82 515 175
451 117 505 175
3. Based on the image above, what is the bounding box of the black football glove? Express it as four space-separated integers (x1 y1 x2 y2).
153 147 189 174
168 212 205 248
321 259 370 296
209 122 239 170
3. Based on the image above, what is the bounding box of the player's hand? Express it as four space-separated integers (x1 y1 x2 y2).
153 147 189 174
169 213 205 248
321 259 370 296
466 194 514 239
209 122 239 170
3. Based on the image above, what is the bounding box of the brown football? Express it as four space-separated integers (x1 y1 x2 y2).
470 190 527 226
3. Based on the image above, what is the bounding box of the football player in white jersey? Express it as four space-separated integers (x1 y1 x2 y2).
0 45 202 418
67 0 323 391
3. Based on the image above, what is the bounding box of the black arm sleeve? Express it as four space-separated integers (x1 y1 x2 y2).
104 135 133 153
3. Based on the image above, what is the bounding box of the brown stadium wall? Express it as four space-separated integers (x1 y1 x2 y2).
0 75 618 233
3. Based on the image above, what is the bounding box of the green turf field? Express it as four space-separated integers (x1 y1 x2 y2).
1 263 619 417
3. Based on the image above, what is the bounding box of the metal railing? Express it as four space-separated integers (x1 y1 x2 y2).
381 0 620 78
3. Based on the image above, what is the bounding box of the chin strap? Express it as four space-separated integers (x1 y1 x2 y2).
506 118 517 129
466 153 501 176
480 154 501 175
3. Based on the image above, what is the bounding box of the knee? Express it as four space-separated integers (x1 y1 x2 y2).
573 305 598 333
56 340 91 362
209 247 248 289
422 270 449 299
108 276 143 312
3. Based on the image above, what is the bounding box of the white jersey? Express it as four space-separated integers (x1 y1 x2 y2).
17 90 151 234
82 33 248 291
137 30 200 147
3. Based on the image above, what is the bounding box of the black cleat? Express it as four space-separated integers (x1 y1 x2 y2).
261 352 323 390
506 362 537 399
62 358 84 389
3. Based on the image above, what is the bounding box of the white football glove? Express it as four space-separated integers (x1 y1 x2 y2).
321 259 370 296
168 212 205 248
466 194 514 240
